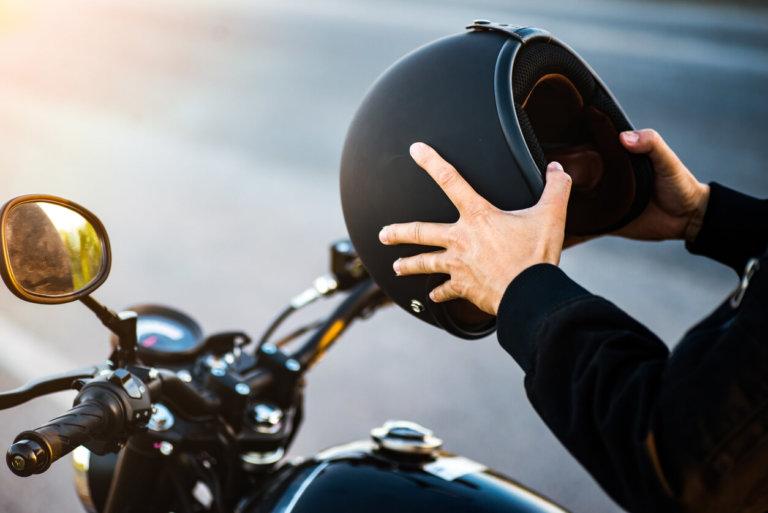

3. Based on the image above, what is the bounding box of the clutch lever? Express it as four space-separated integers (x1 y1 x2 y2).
0 365 106 410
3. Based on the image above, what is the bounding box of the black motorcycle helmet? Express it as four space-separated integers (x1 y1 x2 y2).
340 21 653 339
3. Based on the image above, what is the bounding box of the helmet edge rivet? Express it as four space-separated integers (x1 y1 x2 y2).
410 299 425 314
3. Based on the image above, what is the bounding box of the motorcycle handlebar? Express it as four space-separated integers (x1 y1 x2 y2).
293 279 387 369
7 399 112 477
5 371 151 477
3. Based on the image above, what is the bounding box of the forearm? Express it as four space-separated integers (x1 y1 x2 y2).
498 257 768 512
497 266 676 512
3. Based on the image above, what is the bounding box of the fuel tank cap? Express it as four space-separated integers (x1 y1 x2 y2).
371 420 443 456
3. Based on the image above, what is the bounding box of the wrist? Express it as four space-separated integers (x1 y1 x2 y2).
683 183 710 243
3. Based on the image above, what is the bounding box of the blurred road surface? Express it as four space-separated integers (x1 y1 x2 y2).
0 0 766 511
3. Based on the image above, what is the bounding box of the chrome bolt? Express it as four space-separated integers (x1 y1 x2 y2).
262 343 277 355
11 456 25 471
176 370 193 383
474 19 491 25
148 404 175 432
313 275 339 295
251 404 284 434
158 441 174 456
285 359 301 372
211 368 226 377
410 299 425 313
235 383 250 396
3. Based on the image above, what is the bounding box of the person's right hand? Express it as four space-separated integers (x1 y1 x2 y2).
613 129 709 243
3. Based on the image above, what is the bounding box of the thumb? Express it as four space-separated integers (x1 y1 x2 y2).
538 162 572 215
619 129 681 171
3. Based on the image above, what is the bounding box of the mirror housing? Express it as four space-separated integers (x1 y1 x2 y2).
0 195 111 304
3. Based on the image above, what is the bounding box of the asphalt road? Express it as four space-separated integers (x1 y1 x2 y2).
0 0 766 512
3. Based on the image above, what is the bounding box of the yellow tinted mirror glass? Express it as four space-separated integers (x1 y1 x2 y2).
4 201 104 297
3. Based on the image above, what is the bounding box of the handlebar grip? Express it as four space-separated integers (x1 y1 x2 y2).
7 400 109 477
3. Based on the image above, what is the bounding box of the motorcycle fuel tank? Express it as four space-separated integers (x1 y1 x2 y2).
243 421 568 513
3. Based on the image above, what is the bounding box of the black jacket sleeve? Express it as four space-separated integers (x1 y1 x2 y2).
496 183 768 513
685 183 768 274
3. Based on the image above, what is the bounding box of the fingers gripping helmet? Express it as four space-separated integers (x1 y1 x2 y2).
340 21 653 339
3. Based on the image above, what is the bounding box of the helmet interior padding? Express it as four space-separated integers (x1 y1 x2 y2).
512 43 650 235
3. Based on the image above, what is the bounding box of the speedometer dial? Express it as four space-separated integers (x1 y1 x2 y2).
125 305 204 365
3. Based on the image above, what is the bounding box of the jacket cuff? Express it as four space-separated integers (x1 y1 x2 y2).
497 264 591 373
686 183 768 273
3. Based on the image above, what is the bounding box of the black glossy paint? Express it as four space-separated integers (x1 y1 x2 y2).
245 442 569 513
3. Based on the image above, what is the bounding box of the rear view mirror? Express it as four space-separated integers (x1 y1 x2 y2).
0 195 111 304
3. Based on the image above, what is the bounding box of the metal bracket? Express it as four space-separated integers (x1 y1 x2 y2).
465 20 551 44
731 257 760 309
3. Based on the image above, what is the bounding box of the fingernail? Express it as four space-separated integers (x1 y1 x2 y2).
378 227 389 244
548 161 563 172
428 290 436 302
621 131 639 144
393 258 401 276
410 142 426 158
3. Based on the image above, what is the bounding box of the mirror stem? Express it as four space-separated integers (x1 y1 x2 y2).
80 296 138 368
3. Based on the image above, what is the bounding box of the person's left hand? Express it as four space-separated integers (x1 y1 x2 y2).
378 142 572 316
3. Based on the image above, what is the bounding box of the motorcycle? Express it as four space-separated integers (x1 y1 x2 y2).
0 194 569 513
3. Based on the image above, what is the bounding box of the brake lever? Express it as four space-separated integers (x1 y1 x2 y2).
0 365 106 410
